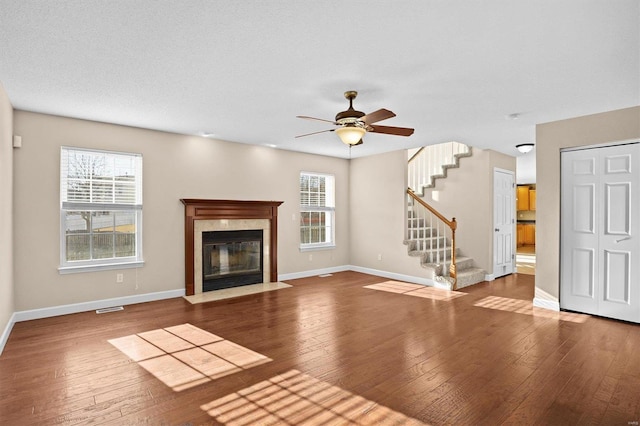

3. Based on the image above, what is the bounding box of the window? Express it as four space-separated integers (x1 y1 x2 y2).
300 172 335 249
59 147 143 272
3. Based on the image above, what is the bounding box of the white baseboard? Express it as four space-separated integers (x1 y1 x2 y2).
484 274 496 281
348 265 435 286
13 289 185 323
0 312 17 356
533 297 560 312
278 265 350 281
279 265 436 288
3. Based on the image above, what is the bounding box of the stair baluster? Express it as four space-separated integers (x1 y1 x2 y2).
407 188 457 289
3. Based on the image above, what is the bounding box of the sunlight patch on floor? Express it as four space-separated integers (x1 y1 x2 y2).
474 296 589 323
516 253 536 275
364 280 467 301
109 323 271 391
201 369 426 425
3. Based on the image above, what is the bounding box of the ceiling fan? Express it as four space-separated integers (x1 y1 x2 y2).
296 91 414 146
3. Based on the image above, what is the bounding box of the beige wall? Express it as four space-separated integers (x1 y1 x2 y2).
0 84 14 338
349 150 430 278
422 148 516 275
536 106 640 303
13 111 350 311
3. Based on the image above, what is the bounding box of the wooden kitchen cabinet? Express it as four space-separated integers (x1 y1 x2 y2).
524 224 536 245
517 186 530 210
517 223 536 246
529 189 536 210
517 224 525 246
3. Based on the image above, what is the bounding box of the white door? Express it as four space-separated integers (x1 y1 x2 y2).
561 143 640 323
493 169 515 278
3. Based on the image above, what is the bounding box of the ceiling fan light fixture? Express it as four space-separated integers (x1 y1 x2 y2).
335 126 366 145
516 143 534 154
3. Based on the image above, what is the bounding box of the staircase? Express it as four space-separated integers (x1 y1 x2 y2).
405 196 486 289
405 142 486 289
408 141 473 195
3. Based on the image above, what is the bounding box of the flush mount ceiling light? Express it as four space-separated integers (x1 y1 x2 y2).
516 143 534 154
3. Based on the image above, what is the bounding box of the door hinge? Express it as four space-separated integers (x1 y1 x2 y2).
512 254 515 260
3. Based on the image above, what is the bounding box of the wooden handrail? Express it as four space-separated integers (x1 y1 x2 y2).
407 188 457 231
407 187 458 289
407 147 425 163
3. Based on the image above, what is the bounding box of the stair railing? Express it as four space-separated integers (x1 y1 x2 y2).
408 141 471 195
407 188 457 289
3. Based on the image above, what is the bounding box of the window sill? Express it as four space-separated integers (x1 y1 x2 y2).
299 244 336 252
58 260 145 275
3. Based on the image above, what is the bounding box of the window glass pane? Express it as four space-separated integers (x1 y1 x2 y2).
92 180 114 203
66 234 90 261
115 181 136 204
300 175 309 192
300 212 311 227
114 211 136 257
92 234 114 259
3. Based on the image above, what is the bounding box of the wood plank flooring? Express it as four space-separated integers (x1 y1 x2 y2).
1 271 639 425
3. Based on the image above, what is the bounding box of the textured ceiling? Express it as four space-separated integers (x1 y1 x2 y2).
0 1 638 159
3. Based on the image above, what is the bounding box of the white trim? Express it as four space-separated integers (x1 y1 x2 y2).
279 265 350 281
279 265 438 287
533 297 560 312
13 289 184 323
484 273 496 281
58 260 145 274
0 312 17 356
560 139 639 153
348 265 436 286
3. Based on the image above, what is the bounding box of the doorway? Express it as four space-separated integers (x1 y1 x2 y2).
493 168 515 278
516 184 536 275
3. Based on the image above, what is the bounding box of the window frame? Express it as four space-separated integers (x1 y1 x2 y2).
59 147 144 274
299 171 335 251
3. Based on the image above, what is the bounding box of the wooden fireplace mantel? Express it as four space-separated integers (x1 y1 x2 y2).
180 199 284 296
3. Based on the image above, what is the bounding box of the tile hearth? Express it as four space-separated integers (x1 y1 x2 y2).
183 281 292 304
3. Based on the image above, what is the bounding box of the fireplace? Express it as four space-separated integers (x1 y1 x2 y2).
181 199 283 296
202 229 263 291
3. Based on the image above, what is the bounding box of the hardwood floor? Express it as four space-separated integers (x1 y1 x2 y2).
1 271 639 425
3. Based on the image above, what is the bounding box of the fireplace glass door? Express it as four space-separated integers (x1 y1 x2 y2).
202 229 263 291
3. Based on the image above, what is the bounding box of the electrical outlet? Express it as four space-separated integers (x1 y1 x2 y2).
116 273 124 283
308 254 313 261
378 253 382 261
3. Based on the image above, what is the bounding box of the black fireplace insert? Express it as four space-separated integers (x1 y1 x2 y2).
201 229 264 292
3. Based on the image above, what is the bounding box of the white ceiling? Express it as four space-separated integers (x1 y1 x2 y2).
0 1 638 159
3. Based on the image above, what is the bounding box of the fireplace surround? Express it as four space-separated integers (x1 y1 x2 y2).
181 199 283 296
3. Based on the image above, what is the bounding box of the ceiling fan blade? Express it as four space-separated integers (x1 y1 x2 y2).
295 128 335 138
369 125 415 137
360 108 396 124
296 115 338 125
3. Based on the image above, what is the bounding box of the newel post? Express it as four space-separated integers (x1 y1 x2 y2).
449 218 457 290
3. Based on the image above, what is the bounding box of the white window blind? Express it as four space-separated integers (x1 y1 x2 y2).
60 147 143 272
300 172 335 249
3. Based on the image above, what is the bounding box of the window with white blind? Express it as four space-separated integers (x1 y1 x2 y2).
300 172 335 250
59 147 143 272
